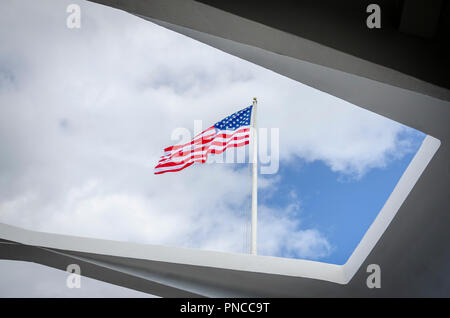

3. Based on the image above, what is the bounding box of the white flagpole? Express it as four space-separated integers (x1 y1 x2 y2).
251 97 258 255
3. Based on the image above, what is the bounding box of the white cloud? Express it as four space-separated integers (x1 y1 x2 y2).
0 0 421 281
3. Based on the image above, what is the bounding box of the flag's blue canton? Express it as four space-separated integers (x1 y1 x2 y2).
214 105 252 131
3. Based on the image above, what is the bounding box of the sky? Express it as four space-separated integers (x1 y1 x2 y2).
0 0 426 297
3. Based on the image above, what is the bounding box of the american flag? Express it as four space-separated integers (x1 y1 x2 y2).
154 105 253 174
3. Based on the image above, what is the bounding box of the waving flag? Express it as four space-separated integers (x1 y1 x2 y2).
154 105 253 174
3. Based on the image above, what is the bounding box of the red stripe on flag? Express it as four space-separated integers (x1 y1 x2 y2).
154 140 249 174
158 133 249 164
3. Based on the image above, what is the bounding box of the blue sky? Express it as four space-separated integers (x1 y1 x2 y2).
259 130 425 264
0 0 427 296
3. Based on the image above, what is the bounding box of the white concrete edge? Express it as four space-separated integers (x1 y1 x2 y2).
342 135 441 283
0 222 345 283
0 136 439 285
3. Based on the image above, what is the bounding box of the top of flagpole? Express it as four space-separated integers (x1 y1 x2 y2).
252 97 257 127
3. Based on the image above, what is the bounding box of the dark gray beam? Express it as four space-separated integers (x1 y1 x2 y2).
0 243 202 298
